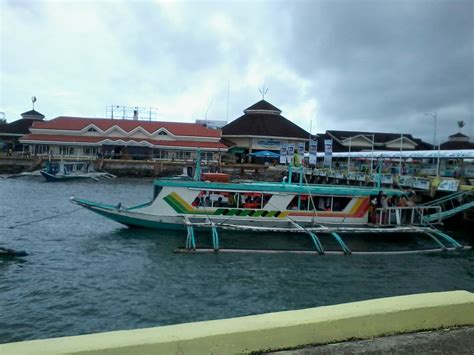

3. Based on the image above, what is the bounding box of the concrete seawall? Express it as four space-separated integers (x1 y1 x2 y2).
0 157 275 179
1 290 473 354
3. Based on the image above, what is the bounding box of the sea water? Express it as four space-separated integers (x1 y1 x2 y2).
0 178 473 343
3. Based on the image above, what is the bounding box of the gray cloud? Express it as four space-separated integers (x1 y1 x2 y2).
1 0 472 144
284 0 473 142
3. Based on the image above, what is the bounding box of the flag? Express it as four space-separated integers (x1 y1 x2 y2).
309 140 318 165
323 139 333 168
287 144 295 164
298 142 305 155
279 145 287 164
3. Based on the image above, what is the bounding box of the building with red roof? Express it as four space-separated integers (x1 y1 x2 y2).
20 116 228 160
0 109 45 152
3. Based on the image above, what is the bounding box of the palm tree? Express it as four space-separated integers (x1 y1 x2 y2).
457 120 465 132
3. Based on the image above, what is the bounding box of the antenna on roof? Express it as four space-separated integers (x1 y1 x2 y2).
204 98 213 126
31 96 37 110
258 84 268 100
226 80 230 122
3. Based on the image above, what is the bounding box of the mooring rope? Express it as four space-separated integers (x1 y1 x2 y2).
2 208 83 229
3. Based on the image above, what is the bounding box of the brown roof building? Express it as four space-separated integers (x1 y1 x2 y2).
440 132 474 150
0 109 45 151
222 100 310 157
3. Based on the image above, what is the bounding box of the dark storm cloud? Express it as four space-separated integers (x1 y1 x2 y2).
2 0 472 144
284 0 473 141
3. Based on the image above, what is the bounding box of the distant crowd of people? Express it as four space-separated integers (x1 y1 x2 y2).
369 190 417 224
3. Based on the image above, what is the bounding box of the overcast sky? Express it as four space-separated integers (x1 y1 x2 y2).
1 0 473 145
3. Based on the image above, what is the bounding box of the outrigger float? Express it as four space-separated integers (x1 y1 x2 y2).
71 159 472 255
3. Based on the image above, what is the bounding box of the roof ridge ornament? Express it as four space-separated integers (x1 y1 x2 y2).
258 84 268 100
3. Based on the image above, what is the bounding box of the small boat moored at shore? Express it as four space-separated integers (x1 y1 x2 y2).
40 160 116 182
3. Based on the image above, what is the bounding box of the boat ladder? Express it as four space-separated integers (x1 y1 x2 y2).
420 190 474 222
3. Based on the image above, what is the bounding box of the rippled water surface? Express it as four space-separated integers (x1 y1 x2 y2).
1 178 473 344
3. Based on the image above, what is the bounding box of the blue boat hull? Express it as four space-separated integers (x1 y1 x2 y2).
40 171 90 182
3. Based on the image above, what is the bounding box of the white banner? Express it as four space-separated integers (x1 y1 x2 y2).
309 140 318 165
323 139 333 168
279 145 287 164
412 177 430 190
287 144 295 164
438 179 459 192
298 142 305 155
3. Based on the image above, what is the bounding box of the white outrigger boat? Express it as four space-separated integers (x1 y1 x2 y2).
41 160 116 182
71 158 471 255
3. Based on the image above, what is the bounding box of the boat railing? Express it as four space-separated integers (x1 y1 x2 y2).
375 206 442 226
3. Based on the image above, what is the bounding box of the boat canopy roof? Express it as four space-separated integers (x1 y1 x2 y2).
154 179 405 197
305 149 474 159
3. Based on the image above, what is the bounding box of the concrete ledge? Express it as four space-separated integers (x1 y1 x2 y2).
1 290 473 354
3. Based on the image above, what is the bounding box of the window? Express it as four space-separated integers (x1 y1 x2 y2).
158 131 168 136
176 151 191 160
35 144 49 155
200 152 213 161
241 193 261 209
153 149 168 159
193 191 238 208
59 146 75 156
287 195 311 211
286 195 352 212
87 127 98 132
332 197 352 211
84 147 97 156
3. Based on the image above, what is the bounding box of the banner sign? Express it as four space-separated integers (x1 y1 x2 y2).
329 171 345 179
381 174 393 185
323 139 333 168
298 142 305 155
255 140 283 149
412 177 430 190
287 144 295 164
309 140 318 165
279 145 287 164
438 179 459 192
399 175 413 187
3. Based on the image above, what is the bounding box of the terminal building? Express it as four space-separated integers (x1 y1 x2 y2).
20 116 228 161
315 130 433 153
222 100 310 161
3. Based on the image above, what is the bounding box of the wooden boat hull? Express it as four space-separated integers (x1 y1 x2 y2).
71 197 432 235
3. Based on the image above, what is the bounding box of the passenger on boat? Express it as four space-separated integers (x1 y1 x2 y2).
406 191 417 223
317 197 325 211
369 199 376 224
397 195 408 224
214 197 223 207
372 191 384 224
380 194 389 224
